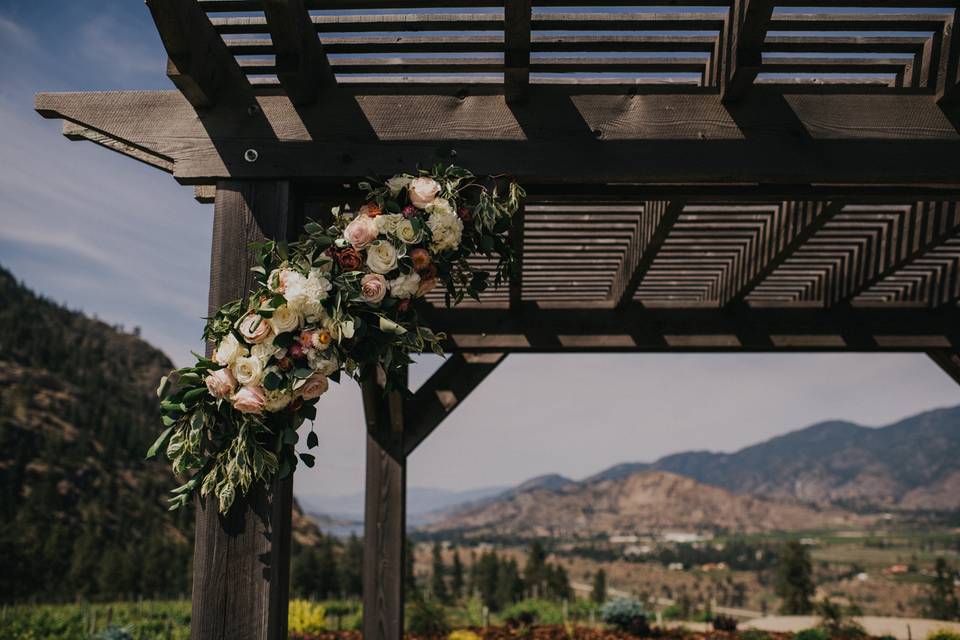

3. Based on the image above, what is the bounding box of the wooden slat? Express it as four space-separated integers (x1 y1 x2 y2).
927 349 960 386
361 375 407 640
191 181 295 640
504 0 531 104
611 201 684 308
724 201 843 306
145 0 250 107
261 0 336 104
403 353 506 456
937 9 960 105
723 0 774 102
510 203 525 310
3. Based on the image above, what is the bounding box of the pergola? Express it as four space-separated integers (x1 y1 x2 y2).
35 0 960 638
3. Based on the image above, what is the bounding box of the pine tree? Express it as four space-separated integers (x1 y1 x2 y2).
341 533 364 598
926 558 960 621
524 541 547 597
451 549 465 600
775 541 815 614
494 558 523 611
591 568 607 604
547 564 572 601
431 542 450 603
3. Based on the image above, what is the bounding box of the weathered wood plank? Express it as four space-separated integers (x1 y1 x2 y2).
261 0 336 105
192 181 295 640
362 374 407 640
403 353 506 456
611 201 684 308
723 0 774 102
504 0 531 104
936 9 960 105
145 0 251 107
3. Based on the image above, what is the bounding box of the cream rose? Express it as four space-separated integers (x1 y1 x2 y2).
232 385 266 414
251 341 283 363
269 305 300 334
238 314 272 344
375 213 403 236
205 368 237 399
214 334 247 366
264 389 292 412
360 273 387 304
408 176 441 208
343 214 379 249
427 207 464 252
425 197 454 217
366 240 398 274
232 355 264 386
387 175 412 196
389 272 421 299
299 373 329 401
308 352 339 376
395 218 422 244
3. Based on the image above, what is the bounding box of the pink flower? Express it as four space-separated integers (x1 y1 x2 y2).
299 330 316 348
205 368 237 399
289 343 305 359
238 313 272 344
360 273 387 304
401 205 417 219
408 177 441 208
343 215 379 249
232 385 266 414
299 373 329 401
416 277 438 298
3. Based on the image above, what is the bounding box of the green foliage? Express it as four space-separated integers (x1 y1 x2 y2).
928 629 960 640
815 597 866 640
794 628 830 640
406 595 450 637
501 599 564 627
287 599 326 634
775 541 816 615
711 614 738 632
926 559 960 621
0 601 191 640
600 597 649 635
591 569 607 604
92 628 133 640
432 542 451 604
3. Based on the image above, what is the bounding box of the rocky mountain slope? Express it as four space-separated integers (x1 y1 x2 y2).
422 470 869 538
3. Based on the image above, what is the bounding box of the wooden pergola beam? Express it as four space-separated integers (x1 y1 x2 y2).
145 0 251 107
723 0 775 102
403 353 507 457
936 9 960 105
418 304 960 352
723 201 843 306
261 0 336 105
610 201 684 309
504 0 532 104
927 349 960 385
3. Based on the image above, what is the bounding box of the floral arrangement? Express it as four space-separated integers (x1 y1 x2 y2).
148 166 523 512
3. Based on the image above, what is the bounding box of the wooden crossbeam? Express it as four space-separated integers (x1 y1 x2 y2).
838 204 960 306
509 204 525 311
146 0 251 107
62 122 174 173
261 0 336 105
936 9 960 105
610 201 684 309
504 0 532 104
723 0 774 102
723 201 843 306
927 349 960 386
419 304 960 352
403 353 507 456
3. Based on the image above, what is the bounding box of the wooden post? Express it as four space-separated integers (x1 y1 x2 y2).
362 373 407 640
191 181 296 640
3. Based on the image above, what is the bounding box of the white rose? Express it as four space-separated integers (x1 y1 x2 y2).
386 175 412 196
427 208 464 252
270 305 300 334
394 218 422 244
232 355 264 386
408 177 441 208
251 341 283 363
264 389 292 412
214 334 247 366
375 213 403 235
425 197 454 217
308 351 340 376
389 272 421 299
366 240 398 274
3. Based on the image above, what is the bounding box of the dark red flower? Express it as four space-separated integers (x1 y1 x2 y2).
336 247 363 271
397 299 411 313
289 343 305 359
458 206 473 222
401 205 417 219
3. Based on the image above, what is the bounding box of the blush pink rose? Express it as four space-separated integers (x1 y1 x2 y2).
360 273 387 304
205 368 237 399
416 277 438 298
343 215 379 249
232 384 266 414
238 313 272 344
300 373 329 401
408 177 441 209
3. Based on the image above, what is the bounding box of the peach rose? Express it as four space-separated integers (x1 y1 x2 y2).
410 248 432 271
360 273 387 304
232 384 266 414
416 277 438 298
408 177 441 208
238 313 272 344
205 368 237 399
360 202 382 218
300 373 329 401
343 214 379 249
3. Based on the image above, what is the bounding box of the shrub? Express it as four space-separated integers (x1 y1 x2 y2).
794 628 830 640
407 596 450 638
711 615 738 632
448 631 482 640
93 628 134 640
928 630 960 640
502 599 564 627
601 598 650 636
816 598 866 640
287 600 326 634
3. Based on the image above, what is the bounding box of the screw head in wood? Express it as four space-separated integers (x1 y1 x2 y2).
243 149 259 163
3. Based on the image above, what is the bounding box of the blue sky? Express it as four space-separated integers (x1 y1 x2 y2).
2 2 959 507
